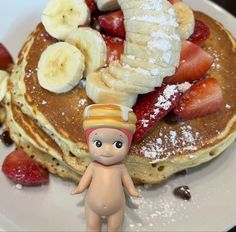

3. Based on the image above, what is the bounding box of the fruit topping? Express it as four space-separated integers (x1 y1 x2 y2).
174 78 224 119
173 185 191 200
173 2 195 40
42 0 91 40
98 10 125 39
0 131 14 147
169 0 182 4
102 34 124 64
0 70 9 101
0 43 14 71
85 0 97 15
164 41 214 84
66 27 107 75
37 42 85 93
2 149 49 185
188 19 210 46
95 0 120 12
133 85 182 143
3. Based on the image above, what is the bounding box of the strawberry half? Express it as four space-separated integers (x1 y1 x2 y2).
169 0 182 4
174 78 224 119
188 19 210 46
2 149 49 186
0 43 14 71
98 10 125 39
85 0 97 15
164 41 214 84
102 34 124 64
133 85 182 143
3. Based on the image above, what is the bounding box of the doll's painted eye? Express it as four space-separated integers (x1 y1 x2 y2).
94 140 102 148
113 141 123 149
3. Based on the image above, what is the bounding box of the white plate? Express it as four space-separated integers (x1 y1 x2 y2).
0 0 236 231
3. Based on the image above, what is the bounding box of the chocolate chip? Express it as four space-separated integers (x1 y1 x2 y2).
173 185 191 200
0 131 14 146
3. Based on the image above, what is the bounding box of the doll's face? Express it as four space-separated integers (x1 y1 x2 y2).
88 128 130 165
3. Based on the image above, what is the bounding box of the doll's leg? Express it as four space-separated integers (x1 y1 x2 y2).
85 205 101 232
107 207 124 232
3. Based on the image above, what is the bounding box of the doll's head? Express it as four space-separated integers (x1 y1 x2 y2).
83 104 137 165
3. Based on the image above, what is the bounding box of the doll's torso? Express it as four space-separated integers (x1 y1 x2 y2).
86 161 125 216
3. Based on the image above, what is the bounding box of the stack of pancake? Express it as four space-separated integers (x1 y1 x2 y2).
4 11 236 184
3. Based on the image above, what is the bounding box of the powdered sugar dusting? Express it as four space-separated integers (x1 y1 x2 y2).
125 184 192 231
143 0 163 11
123 64 151 76
141 124 202 161
78 98 87 107
130 15 178 27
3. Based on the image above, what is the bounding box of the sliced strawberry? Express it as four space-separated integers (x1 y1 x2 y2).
174 78 224 119
169 0 182 4
102 34 124 64
0 43 14 71
2 149 49 186
133 85 182 143
98 10 125 39
85 0 97 14
164 41 214 84
188 19 210 46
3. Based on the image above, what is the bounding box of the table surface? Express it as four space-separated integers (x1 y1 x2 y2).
212 0 236 16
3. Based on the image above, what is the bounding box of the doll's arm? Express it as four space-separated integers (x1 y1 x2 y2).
71 163 93 195
122 166 141 197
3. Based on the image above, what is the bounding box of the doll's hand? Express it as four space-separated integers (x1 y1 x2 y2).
71 187 84 195
129 189 142 198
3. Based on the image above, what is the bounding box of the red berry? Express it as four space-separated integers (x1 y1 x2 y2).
188 19 210 46
102 34 124 64
0 43 14 71
164 41 214 84
85 0 97 14
2 149 49 186
133 85 182 143
98 10 125 39
174 78 224 119
169 0 182 4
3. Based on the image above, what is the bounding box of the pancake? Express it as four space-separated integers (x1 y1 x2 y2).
7 11 236 184
4 87 81 183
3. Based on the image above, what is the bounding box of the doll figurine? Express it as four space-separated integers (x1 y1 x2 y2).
71 104 140 232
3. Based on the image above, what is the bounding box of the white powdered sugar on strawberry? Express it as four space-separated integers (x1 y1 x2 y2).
133 84 182 142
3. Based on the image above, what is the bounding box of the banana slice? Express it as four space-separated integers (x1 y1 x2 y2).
121 55 175 79
101 69 154 94
126 31 180 51
66 27 107 76
173 2 195 40
42 0 90 40
86 71 138 107
94 0 120 11
109 61 162 87
0 70 9 101
125 42 180 68
126 32 151 46
37 42 85 93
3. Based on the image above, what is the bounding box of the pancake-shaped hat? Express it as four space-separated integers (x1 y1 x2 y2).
83 104 137 134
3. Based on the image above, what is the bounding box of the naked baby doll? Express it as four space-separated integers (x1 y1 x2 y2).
71 104 140 232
